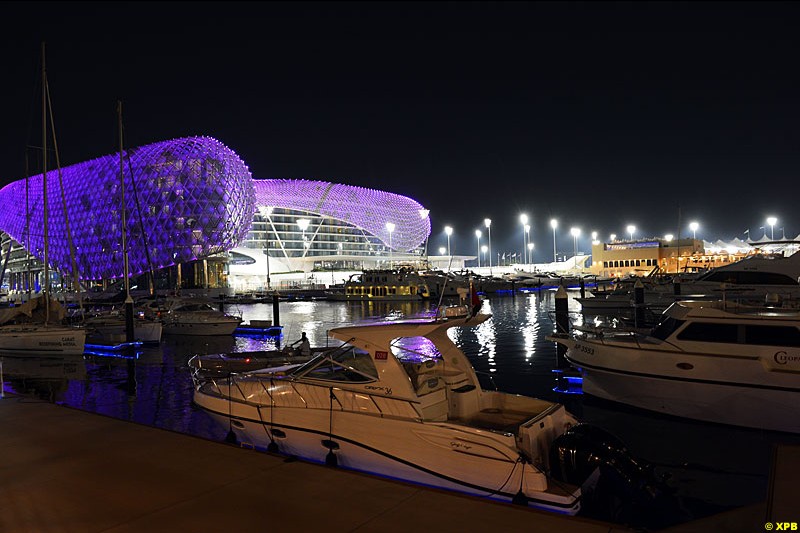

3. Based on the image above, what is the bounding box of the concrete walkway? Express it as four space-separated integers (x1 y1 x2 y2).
3 393 794 533
0 394 630 533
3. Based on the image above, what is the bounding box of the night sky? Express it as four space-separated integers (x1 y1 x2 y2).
3 2 800 261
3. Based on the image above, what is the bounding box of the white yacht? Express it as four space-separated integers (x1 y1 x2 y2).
139 297 242 336
84 312 163 344
549 300 800 433
192 314 584 514
327 268 431 301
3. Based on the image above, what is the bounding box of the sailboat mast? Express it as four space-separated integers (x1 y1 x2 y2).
119 101 135 342
41 42 50 324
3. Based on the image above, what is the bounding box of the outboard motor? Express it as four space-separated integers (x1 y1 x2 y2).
549 424 683 526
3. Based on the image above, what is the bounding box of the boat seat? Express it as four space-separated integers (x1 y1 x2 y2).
413 374 445 396
404 359 439 377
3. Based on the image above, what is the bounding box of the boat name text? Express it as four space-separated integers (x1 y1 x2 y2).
774 351 800 365
575 343 595 356
364 385 392 395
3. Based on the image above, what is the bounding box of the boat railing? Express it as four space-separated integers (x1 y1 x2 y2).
206 375 429 422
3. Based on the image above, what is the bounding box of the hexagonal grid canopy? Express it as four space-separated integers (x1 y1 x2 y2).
252 179 431 252
0 136 255 280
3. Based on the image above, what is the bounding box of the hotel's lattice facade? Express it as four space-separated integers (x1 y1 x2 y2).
0 136 431 296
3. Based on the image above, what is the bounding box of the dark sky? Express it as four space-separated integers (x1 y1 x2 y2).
3 1 800 260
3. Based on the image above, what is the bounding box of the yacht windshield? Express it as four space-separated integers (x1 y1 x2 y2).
650 316 685 341
291 343 377 383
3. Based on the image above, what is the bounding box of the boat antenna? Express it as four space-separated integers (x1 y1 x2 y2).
118 100 135 343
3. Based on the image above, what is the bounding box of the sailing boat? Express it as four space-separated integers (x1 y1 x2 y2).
0 43 86 355
83 101 162 346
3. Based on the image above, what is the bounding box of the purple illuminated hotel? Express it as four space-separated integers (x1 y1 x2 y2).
0 136 431 294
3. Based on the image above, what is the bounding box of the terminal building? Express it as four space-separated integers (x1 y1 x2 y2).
589 235 800 278
0 136 432 297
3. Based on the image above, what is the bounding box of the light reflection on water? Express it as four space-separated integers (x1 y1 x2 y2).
2 291 799 524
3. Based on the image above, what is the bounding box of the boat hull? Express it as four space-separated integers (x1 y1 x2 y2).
563 338 800 433
0 325 86 355
194 389 580 514
162 319 241 336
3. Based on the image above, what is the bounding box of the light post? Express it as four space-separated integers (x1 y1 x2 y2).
481 244 488 267
385 222 395 266
591 231 598 245
520 214 528 264
444 226 453 256
570 227 580 261
626 224 636 242
524 224 531 265
767 216 777 240
484 218 492 275
527 242 534 270
689 221 699 240
610 233 617 242
550 218 558 263
439 247 446 256
475 230 482 268
297 218 311 259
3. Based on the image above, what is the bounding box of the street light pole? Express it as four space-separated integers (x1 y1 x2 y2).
445 226 453 257
767 216 777 240
570 227 580 264
484 218 492 275
689 221 699 240
475 230 482 268
520 214 528 266
550 219 558 263
386 222 395 267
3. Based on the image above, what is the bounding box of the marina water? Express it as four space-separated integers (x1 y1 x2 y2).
3 291 798 528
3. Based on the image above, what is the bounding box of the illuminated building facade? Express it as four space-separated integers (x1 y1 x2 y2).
0 136 431 295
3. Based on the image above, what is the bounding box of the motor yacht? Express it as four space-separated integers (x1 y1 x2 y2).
192 313 585 513
549 300 800 433
326 268 431 301
84 311 163 344
139 296 242 336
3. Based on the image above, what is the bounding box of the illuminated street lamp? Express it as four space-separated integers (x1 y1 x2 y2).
385 222 395 266
527 242 534 268
481 244 488 266
524 224 531 264
665 234 674 242
550 219 558 263
297 218 311 256
591 231 598 245
570 227 580 260
689 221 699 240
767 216 777 240
444 226 453 256
520 214 528 264
610 233 617 242
626 224 636 242
439 246 446 256
475 229 482 268
484 218 493 275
